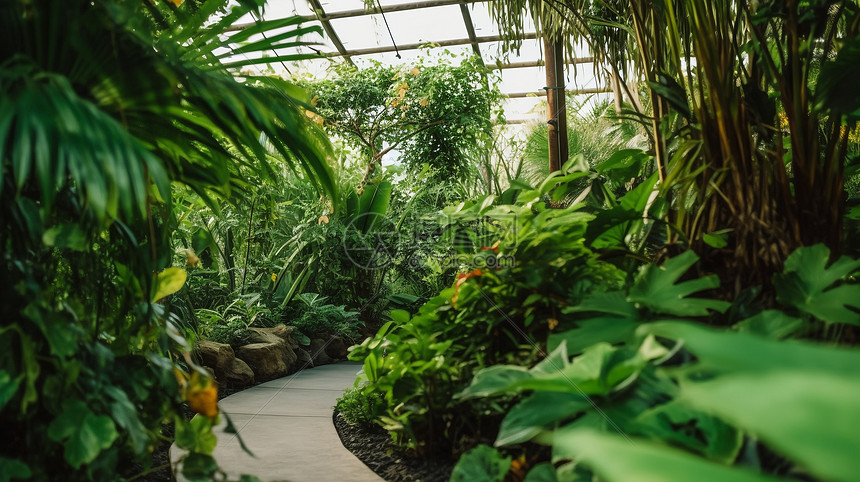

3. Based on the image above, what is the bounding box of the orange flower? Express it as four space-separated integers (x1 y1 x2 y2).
185 371 219 419
480 240 500 253
452 269 483 306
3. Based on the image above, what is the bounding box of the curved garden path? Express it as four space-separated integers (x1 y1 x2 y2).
171 362 382 482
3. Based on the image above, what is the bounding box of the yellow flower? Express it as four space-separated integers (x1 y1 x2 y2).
271 273 277 283
166 0 184 6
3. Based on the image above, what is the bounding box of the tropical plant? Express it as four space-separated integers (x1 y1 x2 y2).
335 387 385 428
283 293 362 341
451 245 860 481
488 0 860 293
0 0 334 479
519 97 646 185
348 169 627 455
300 53 501 187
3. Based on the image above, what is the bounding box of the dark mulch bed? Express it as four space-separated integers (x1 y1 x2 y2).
333 412 455 482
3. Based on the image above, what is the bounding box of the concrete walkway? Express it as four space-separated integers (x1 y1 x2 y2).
171 362 383 482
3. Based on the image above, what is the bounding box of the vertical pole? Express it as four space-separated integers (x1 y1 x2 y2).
543 37 561 173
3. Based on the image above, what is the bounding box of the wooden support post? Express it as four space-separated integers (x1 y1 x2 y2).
544 37 568 173
554 40 569 170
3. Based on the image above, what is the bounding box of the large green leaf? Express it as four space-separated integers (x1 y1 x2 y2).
635 401 742 464
548 316 639 355
496 391 590 446
554 429 777 482
732 310 803 339
47 400 118 468
152 267 188 302
352 181 393 234
0 67 169 222
522 463 559 482
814 34 860 121
649 322 860 481
646 322 860 377
680 372 860 482
181 452 219 481
0 457 31 482
450 444 511 482
629 251 730 316
175 415 218 455
772 244 860 325
0 370 20 412
104 386 149 453
459 341 654 399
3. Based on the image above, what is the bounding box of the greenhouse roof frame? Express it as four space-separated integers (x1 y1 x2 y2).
230 0 611 102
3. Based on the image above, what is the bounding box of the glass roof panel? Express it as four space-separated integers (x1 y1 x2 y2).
319 0 367 12
329 5 469 52
227 1 609 123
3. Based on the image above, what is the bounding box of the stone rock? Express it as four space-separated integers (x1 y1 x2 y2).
196 340 235 379
236 342 288 381
246 327 286 346
281 325 300 349
223 358 255 386
249 325 301 349
291 347 313 373
325 336 349 360
308 338 334 366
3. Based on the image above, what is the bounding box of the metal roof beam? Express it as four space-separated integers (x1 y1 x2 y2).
487 57 595 70
459 2 482 60
504 87 611 98
307 0 482 21
325 32 538 58
226 1 484 31
302 0 354 65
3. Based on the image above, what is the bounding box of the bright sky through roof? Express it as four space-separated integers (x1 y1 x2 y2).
234 1 609 121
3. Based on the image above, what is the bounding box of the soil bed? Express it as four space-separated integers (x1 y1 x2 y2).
333 412 455 482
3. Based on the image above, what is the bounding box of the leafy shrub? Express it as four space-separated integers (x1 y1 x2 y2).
348 175 627 454
0 0 335 478
335 387 385 428
284 293 363 341
196 293 274 347
452 245 860 481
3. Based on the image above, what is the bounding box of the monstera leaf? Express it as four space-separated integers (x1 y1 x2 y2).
648 322 860 482
629 251 730 316
772 244 860 325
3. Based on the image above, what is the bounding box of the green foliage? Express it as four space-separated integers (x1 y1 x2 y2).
555 430 776 482
47 400 119 469
450 444 511 482
0 0 335 478
772 244 860 325
335 387 385 428
284 293 362 341
348 170 626 454
519 98 647 186
302 54 501 182
445 246 860 481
